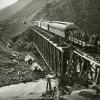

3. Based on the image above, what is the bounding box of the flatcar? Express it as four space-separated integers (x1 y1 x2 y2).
69 30 100 50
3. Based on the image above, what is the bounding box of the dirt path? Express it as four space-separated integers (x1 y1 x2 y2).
0 79 56 100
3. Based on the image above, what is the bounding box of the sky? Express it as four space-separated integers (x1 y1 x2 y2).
0 0 18 9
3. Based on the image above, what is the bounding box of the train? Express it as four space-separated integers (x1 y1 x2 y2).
34 21 77 38
34 21 100 53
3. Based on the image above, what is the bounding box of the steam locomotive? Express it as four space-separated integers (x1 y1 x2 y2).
34 21 100 53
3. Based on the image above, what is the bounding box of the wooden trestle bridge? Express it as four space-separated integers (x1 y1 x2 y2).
29 25 100 86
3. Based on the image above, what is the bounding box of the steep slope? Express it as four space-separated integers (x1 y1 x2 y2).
34 0 100 34
9 0 48 23
33 0 76 23
0 0 32 21
0 0 50 88
0 0 49 63
0 0 50 53
1 0 49 39
0 0 18 10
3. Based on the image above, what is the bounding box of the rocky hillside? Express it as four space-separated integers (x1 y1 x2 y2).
0 0 50 87
0 0 49 69
0 0 32 21
34 0 100 34
8 0 49 23
0 0 50 46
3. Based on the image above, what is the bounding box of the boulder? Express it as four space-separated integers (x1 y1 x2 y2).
71 89 100 99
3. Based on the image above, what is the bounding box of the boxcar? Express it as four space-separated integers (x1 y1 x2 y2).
34 21 41 27
40 21 50 31
49 23 66 38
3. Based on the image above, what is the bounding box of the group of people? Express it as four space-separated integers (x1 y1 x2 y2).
69 30 100 47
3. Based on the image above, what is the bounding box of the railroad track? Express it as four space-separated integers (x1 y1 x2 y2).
32 25 54 39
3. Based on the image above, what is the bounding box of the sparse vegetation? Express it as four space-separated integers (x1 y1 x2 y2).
34 0 100 35
0 0 49 87
0 30 48 87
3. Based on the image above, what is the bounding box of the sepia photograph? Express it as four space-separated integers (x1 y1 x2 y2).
0 0 100 100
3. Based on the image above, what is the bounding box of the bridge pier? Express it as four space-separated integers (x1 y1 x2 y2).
67 51 100 86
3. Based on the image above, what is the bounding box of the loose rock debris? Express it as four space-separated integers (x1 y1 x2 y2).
25 55 35 64
0 50 46 87
30 62 43 72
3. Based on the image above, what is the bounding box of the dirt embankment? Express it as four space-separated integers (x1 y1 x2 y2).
0 0 51 88
0 29 49 87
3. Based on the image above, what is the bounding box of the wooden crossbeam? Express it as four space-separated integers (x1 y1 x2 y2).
74 50 100 67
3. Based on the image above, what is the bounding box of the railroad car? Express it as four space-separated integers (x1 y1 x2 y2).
40 21 50 30
49 22 66 38
34 21 41 27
